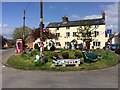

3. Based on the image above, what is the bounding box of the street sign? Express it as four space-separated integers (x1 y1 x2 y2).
106 29 112 34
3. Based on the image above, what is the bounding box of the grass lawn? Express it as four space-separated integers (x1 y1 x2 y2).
6 49 118 71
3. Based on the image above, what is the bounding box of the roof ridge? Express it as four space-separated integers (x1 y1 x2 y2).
49 18 103 24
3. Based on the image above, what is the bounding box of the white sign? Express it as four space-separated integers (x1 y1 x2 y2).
52 59 80 67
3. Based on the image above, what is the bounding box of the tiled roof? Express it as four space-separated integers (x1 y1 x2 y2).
46 18 105 28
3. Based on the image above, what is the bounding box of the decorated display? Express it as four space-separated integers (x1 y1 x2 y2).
16 39 23 54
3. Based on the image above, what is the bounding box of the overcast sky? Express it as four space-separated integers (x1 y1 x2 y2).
0 2 119 39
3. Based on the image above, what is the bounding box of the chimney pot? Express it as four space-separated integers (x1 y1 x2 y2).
102 12 105 20
62 16 69 22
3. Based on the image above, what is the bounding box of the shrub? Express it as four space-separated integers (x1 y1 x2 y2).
28 49 33 57
50 45 56 51
50 52 59 59
62 51 69 59
69 55 75 59
28 52 33 57
44 46 48 51
56 48 64 50
32 50 39 55
35 61 45 67
21 53 30 60
74 50 82 58
43 57 48 63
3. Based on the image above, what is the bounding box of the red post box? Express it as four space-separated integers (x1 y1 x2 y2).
16 39 23 54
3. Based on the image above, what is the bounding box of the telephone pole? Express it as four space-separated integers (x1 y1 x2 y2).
40 0 44 59
40 0 43 38
23 10 26 52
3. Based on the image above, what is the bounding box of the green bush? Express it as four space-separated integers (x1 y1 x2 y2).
21 53 30 60
35 61 45 67
44 46 48 51
28 52 33 57
43 57 48 63
74 50 82 58
32 50 39 55
69 55 75 59
62 51 69 59
50 52 59 59
56 48 64 50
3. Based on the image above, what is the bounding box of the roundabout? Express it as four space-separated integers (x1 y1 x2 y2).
1 49 119 88
5 49 118 71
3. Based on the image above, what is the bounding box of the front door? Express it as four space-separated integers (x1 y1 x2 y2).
86 41 90 49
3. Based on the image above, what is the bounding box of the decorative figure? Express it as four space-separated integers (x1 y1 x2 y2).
16 39 23 54
71 42 75 50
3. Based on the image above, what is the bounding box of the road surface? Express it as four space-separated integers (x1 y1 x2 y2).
1 49 119 88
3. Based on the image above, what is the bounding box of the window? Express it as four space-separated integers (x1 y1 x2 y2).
66 32 70 37
56 33 60 37
98 42 100 46
89 32 91 37
65 42 70 46
66 27 70 30
93 42 101 46
73 32 77 37
94 31 99 37
93 42 95 46
56 42 60 46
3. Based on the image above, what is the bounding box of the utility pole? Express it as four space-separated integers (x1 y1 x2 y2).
40 0 44 60
23 10 26 52
40 0 43 38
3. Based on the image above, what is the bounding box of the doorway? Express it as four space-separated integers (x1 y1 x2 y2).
86 41 90 49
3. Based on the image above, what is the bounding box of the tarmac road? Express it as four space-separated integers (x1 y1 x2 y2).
1 49 119 88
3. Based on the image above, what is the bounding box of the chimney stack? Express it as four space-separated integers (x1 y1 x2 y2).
62 16 69 22
102 12 105 20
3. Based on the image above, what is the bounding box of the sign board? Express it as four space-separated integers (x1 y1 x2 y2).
52 59 80 67
106 29 112 34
